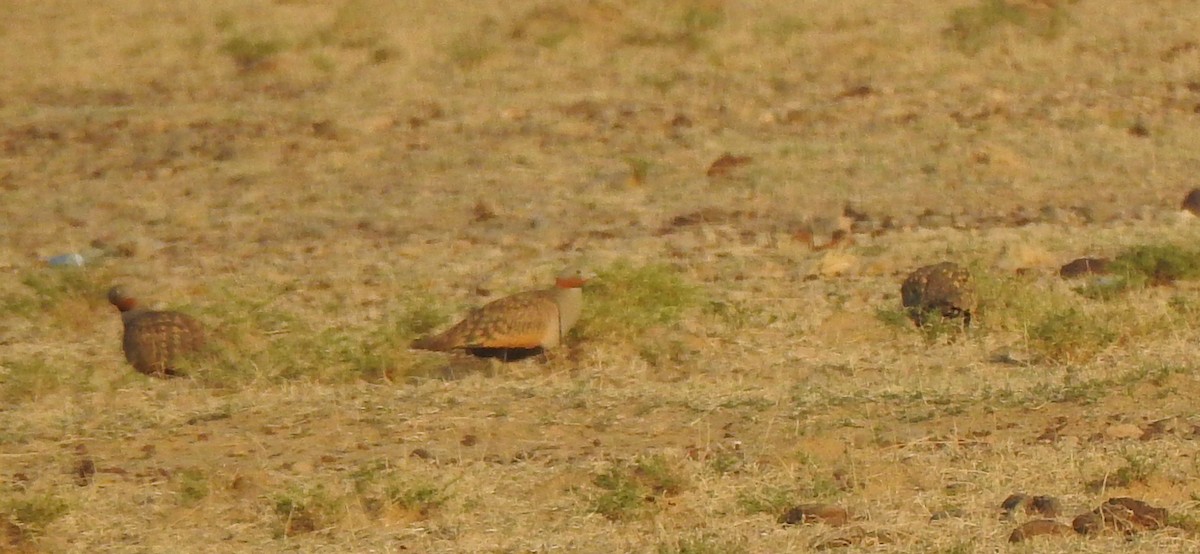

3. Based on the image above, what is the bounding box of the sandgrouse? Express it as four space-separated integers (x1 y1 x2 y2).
900 262 977 328
108 285 207 377
410 267 591 360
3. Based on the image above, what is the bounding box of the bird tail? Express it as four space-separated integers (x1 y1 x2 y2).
410 332 454 351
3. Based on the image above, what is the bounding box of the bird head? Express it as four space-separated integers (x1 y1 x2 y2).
554 266 594 289
107 285 138 312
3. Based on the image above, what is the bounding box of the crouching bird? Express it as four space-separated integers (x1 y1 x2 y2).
900 262 977 329
410 266 592 361
108 285 207 377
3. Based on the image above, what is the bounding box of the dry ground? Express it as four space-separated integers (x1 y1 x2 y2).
4 0 1200 552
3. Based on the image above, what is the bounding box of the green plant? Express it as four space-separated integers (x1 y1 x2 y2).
945 0 1072 54
4 267 108 321
590 466 645 521
736 485 794 515
1112 244 1200 287
622 1 725 51
589 456 686 521
657 533 746 554
1075 244 1200 299
1026 308 1118 363
580 262 699 341
448 18 500 69
384 483 444 515
317 0 388 49
634 455 686 496
221 35 285 72
0 357 82 404
873 306 913 331
272 485 343 537
1 494 69 539
1112 449 1158 487
177 468 210 505
625 157 652 186
350 461 449 520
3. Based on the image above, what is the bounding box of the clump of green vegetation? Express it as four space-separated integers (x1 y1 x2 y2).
589 456 687 521
316 0 389 49
176 468 210 506
194 281 454 385
1111 450 1158 487
2 267 110 326
389 298 449 338
0 357 86 405
272 485 343 537
966 267 1128 363
1168 512 1200 533
384 482 444 515
622 0 725 51
1112 244 1200 286
657 533 746 554
580 261 700 341
221 35 285 73
873 306 913 331
1167 294 1200 327
1 493 69 542
448 18 502 69
509 4 584 49
1026 307 1118 364
624 157 653 186
945 0 1073 54
350 460 448 519
736 485 795 516
1086 449 1159 492
757 15 807 45
351 299 456 382
1075 244 1200 299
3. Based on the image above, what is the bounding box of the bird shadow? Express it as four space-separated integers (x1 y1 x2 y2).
465 347 545 362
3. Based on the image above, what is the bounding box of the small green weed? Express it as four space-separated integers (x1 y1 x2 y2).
589 456 686 521
1076 244 1200 298
509 5 583 49
580 261 699 341
736 485 794 515
1086 449 1158 492
351 461 448 519
176 467 210 506
1 493 69 540
316 0 389 49
1112 244 1200 287
221 35 285 73
657 533 746 554
1112 449 1158 487
0 357 83 404
622 1 724 51
1026 308 1118 364
590 466 645 521
272 485 343 537
448 18 501 69
945 0 1072 54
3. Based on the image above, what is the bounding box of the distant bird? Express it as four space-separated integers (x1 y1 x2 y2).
900 262 977 328
411 267 592 361
1182 188 1200 217
1059 257 1111 279
108 285 207 377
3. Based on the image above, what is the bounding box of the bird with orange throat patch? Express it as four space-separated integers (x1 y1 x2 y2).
411 266 592 360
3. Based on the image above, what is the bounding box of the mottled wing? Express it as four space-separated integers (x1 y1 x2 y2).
900 271 928 309
124 310 206 376
443 290 559 349
923 265 976 313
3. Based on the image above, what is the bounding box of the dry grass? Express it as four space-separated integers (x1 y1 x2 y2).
4 0 1200 551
